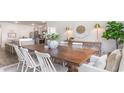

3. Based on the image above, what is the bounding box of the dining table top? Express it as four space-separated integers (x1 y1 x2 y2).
22 44 96 65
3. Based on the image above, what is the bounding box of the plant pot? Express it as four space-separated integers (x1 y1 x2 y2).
48 40 59 49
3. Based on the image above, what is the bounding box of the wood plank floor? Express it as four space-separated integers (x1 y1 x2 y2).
0 48 18 67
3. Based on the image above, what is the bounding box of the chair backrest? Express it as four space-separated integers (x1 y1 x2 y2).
35 51 56 72
20 47 36 67
72 42 83 48
59 41 68 46
13 45 24 61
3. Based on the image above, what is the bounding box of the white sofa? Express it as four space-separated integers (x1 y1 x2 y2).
78 55 108 72
78 48 124 72
78 64 108 72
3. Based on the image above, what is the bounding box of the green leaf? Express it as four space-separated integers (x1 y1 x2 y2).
102 21 124 47
47 33 60 40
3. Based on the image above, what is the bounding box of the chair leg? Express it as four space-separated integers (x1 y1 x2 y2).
33 68 36 72
62 60 67 67
17 62 21 71
21 62 25 72
51 58 54 63
62 60 65 67
25 66 29 72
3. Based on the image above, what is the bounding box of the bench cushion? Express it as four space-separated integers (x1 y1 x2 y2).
105 49 122 72
119 47 124 72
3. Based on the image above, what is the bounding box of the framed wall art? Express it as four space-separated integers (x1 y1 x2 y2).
8 33 16 39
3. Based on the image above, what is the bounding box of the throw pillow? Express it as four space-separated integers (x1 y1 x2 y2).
93 55 107 69
88 55 100 66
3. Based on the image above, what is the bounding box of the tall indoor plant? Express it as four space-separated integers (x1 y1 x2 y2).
102 21 124 49
47 32 60 49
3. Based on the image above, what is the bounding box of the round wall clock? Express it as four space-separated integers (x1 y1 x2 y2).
76 25 85 34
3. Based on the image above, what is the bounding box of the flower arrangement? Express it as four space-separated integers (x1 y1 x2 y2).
47 32 60 49
47 33 60 40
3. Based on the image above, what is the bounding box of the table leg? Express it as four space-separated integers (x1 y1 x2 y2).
67 63 78 72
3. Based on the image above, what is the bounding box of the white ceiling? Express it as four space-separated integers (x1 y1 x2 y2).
2 21 47 26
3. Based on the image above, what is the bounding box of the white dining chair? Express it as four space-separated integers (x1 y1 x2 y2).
59 41 68 46
20 47 41 72
13 45 25 72
35 51 68 72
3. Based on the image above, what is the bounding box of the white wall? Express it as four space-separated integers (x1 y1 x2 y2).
47 21 122 53
0 25 2 47
0 22 33 47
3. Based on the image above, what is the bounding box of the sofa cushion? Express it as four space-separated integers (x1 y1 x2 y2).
105 49 122 72
93 55 107 69
119 47 124 72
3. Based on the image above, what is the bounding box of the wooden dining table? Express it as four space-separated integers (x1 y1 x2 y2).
23 44 96 72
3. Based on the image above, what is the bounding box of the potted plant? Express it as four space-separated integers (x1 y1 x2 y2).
102 21 124 49
47 33 60 49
